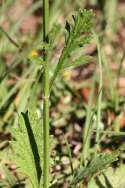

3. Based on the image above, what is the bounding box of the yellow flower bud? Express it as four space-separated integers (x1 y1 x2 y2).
31 50 38 58
62 70 72 80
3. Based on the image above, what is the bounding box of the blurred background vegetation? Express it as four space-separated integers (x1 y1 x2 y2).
0 0 125 187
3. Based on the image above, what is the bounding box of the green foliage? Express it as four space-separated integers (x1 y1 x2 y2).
50 9 94 87
10 110 43 188
71 152 119 186
9 8 94 188
88 165 125 188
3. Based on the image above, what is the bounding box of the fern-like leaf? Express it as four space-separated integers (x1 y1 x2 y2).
10 110 43 188
71 152 119 186
50 9 94 88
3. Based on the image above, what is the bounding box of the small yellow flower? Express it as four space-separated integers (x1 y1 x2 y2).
62 70 72 80
31 50 38 58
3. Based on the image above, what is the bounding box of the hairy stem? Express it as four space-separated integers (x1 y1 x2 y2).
43 0 50 188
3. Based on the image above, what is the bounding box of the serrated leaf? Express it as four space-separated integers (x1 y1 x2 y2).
71 152 119 186
10 110 43 188
62 56 92 70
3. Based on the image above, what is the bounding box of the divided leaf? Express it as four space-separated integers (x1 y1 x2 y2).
50 9 94 87
71 152 119 186
64 9 93 52
88 165 125 188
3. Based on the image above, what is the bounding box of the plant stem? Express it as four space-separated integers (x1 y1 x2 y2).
82 75 95 164
43 0 50 188
95 34 102 152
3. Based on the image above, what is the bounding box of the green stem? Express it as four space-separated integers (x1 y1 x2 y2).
43 0 50 188
95 34 103 152
82 76 95 164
